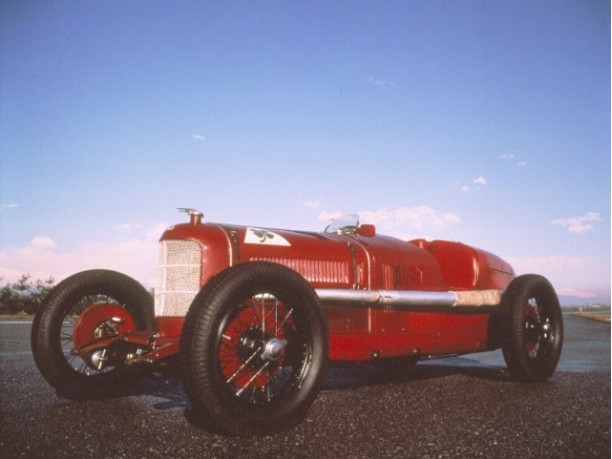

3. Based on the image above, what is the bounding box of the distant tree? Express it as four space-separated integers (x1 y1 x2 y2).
0 275 55 315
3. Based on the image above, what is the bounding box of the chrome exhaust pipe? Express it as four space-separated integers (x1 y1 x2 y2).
315 288 501 308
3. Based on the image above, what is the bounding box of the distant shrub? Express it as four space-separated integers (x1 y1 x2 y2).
0 275 55 315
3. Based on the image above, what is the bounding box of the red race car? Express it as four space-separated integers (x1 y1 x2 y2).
32 209 563 435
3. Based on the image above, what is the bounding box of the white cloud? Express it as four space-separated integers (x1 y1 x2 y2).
320 206 461 235
145 222 170 242
115 222 144 232
499 152 527 167
192 133 206 141
0 203 20 210
304 199 321 208
0 239 157 287
30 237 57 251
318 210 345 222
459 176 487 192
551 212 600 234
115 221 167 242
0 223 166 287
368 75 395 86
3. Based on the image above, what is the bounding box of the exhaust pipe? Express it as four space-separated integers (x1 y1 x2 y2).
315 288 501 308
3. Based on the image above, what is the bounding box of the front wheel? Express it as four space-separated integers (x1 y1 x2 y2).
180 262 329 436
501 274 563 382
31 270 154 398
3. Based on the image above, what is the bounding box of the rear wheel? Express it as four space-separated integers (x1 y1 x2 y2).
31 270 154 398
501 274 563 382
181 262 328 436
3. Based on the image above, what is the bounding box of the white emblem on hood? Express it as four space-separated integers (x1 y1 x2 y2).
244 228 291 246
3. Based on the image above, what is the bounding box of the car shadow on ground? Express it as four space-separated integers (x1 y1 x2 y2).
135 356 510 412
127 357 511 435
324 357 509 390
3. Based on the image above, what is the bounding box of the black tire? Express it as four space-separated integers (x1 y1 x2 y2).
31 269 154 398
180 262 329 436
501 274 563 382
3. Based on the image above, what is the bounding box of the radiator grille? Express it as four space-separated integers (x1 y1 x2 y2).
155 240 201 316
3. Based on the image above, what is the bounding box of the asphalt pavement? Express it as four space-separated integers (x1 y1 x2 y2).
0 314 609 458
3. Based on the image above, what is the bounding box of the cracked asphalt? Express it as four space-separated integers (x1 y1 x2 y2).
1 314 609 458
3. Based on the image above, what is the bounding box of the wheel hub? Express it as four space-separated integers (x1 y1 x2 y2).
261 338 287 361
90 349 108 370
237 328 264 362
237 328 288 367
524 317 541 344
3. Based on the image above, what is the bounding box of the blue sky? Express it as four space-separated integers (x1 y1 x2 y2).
1 1 610 302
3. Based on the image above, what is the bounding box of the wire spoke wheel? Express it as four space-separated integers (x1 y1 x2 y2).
31 270 153 398
218 293 306 405
181 262 328 436
522 298 557 359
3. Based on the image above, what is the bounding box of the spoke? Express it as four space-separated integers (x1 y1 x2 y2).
218 289 308 406
247 301 263 329
275 298 279 336
226 346 262 384
245 296 278 334
266 380 272 402
77 361 89 374
236 310 256 331
236 361 270 396
261 296 265 337
530 298 541 321
541 318 550 339
278 308 294 329
530 340 540 358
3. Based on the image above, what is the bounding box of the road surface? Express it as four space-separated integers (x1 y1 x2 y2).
0 314 609 458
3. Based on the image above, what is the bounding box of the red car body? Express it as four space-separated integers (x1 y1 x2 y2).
154 213 513 361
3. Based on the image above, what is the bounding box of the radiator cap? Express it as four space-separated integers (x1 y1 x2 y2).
177 208 203 225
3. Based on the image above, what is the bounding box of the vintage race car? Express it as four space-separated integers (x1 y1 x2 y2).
32 209 563 436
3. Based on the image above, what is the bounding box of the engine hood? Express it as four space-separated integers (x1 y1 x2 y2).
159 221 448 291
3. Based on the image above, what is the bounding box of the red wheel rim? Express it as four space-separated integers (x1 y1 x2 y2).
523 299 541 356
217 296 300 402
72 303 136 348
